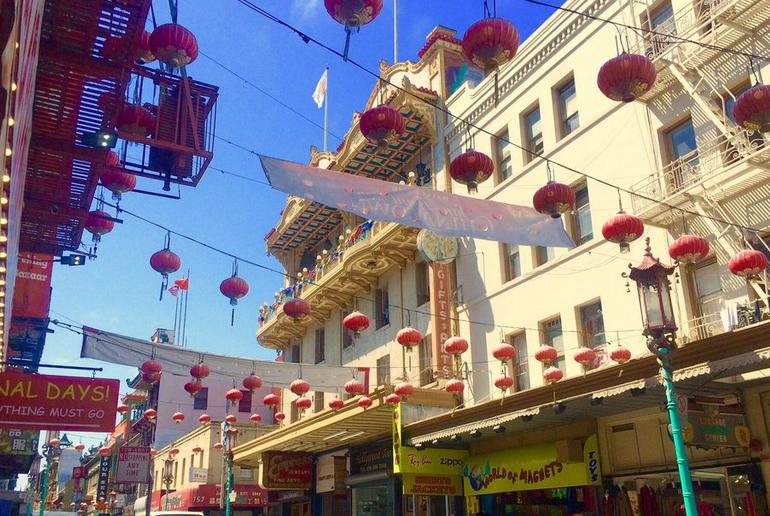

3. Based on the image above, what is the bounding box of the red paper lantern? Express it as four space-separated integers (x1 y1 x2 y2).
289 379 311 396
48 438 61 448
597 53 657 103
394 382 415 397
343 311 370 337
543 366 563 384
243 374 263 392
443 337 469 355
221 275 249 305
99 446 112 458
250 413 262 423
263 393 280 407
141 359 163 375
100 168 136 200
669 235 710 264
396 327 422 349
344 378 366 395
115 104 155 138
134 30 156 64
492 343 516 362
143 408 157 420
85 210 114 238
324 0 383 59
151 249 181 277
462 17 519 74
190 362 210 380
225 414 237 424
213 442 223 450
750 438 764 453
184 380 202 397
74 443 85 452
295 397 312 410
494 375 514 391
533 182 576 218
149 23 199 68
357 396 373 409
106 150 121 167
728 249 768 278
225 388 244 402
274 411 286 422
172 412 185 424
450 150 495 193
329 398 344 410
602 211 644 252
283 298 311 321
445 379 465 394
534 345 557 364
198 414 211 425
385 393 401 406
142 371 161 384
574 347 597 368
360 105 405 147
116 403 129 414
733 84 770 133
192 446 202 454
101 36 126 61
610 345 632 364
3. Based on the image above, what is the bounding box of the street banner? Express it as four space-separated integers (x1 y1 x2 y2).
12 252 52 319
115 446 151 483
429 263 454 379
259 452 312 490
97 456 111 500
0 372 119 431
260 156 575 248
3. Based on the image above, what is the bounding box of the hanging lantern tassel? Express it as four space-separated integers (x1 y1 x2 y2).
343 26 352 62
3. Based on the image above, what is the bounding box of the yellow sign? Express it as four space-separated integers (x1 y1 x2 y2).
466 496 479 514
403 473 463 496
462 435 601 495
396 446 468 475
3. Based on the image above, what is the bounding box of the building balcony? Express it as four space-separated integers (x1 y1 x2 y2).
630 127 770 223
257 221 419 349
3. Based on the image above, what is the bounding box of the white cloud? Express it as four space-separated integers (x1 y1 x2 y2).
292 0 321 21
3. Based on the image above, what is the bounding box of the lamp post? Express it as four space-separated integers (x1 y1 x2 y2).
162 457 175 511
221 422 236 516
39 439 62 516
624 238 696 515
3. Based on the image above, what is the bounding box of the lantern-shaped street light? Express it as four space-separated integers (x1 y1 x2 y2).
162 457 175 510
623 238 696 515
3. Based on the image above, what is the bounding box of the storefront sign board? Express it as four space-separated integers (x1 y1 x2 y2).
403 473 463 496
12 253 52 319
161 484 267 509
429 264 454 379
462 434 601 495
683 411 750 448
316 454 347 493
396 446 467 475
0 372 119 432
188 467 208 483
351 445 392 475
259 451 312 489
97 456 111 500
115 447 150 483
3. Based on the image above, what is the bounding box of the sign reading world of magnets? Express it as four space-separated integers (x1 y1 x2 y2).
0 372 120 432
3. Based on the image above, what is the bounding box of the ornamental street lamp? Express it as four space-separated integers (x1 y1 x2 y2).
623 238 696 515
221 420 238 516
39 440 62 516
162 458 175 511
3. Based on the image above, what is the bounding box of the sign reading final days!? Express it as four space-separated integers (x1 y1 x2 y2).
0 372 120 432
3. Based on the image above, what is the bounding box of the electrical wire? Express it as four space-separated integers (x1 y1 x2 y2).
231 0 767 235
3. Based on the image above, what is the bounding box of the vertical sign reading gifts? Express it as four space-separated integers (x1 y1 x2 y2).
429 264 454 379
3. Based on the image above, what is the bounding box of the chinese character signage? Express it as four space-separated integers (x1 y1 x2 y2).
259 452 312 489
0 428 38 455
160 484 267 508
0 372 119 432
115 446 150 483
462 435 601 496
350 445 392 475
97 456 111 500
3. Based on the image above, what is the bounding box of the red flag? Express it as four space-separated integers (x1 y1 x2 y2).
168 286 180 297
174 277 189 291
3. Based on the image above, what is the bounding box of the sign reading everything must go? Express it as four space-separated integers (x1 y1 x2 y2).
0 372 120 432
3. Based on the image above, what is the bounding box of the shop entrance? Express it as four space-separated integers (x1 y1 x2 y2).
404 495 461 516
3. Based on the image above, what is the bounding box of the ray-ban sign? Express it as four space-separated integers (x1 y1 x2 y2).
0 372 120 432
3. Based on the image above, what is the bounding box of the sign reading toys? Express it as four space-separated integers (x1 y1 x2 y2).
259 452 312 489
0 372 120 432
462 435 601 496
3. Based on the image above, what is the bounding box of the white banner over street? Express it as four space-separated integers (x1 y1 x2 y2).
260 156 575 248
81 326 365 392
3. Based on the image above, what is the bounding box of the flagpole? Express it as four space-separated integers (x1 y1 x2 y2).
393 0 398 64
181 268 190 348
323 66 329 152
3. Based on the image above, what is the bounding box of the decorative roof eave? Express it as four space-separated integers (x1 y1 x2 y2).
264 196 312 254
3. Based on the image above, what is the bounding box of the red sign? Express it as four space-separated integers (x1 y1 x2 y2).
260 451 313 489
116 446 151 483
72 467 85 493
160 484 267 509
429 264 454 379
12 252 53 320
0 372 119 431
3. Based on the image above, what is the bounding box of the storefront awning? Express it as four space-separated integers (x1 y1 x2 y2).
159 484 267 510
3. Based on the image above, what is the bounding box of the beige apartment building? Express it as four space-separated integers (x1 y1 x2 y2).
236 0 770 513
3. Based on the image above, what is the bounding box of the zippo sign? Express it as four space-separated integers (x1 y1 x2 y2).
0 372 120 432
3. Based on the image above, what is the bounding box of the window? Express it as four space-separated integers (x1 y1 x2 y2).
193 387 208 410
238 390 252 413
375 287 390 329
416 262 431 306
315 328 325 364
690 258 722 320
523 105 543 162
579 300 606 348
495 129 513 181
540 317 565 370
181 458 186 486
642 2 675 56
376 355 391 386
557 78 579 137
199 450 204 468
341 311 355 349
665 118 699 190
534 246 556 266
289 344 300 363
502 244 521 282
508 333 529 391
314 392 324 413
569 184 593 245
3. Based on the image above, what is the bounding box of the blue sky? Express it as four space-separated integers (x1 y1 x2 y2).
39 0 554 446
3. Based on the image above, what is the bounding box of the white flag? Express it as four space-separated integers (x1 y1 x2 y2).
312 68 328 108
